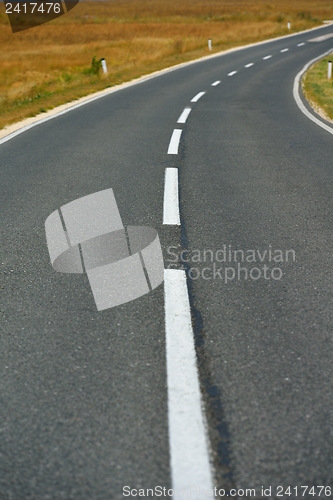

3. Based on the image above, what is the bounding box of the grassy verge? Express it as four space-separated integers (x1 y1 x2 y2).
1 0 332 131
302 55 333 121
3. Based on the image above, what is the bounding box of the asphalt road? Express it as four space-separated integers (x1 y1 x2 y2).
1 24 333 500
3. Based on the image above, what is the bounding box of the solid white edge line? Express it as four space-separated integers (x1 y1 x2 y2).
293 49 333 134
293 48 333 136
0 25 329 145
177 108 192 124
245 63 254 68
263 55 272 59
191 91 205 102
228 71 237 76
164 269 214 499
211 80 221 86
167 129 183 154
163 168 180 225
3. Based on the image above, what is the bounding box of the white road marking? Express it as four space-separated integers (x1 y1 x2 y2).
308 33 333 42
245 63 254 68
0 25 328 145
228 71 237 76
191 92 205 102
293 48 333 137
280 48 289 52
163 168 180 225
297 42 306 46
167 129 182 154
164 268 213 499
211 80 221 86
177 108 192 124
263 55 272 60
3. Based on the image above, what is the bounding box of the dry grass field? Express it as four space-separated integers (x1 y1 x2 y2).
0 0 333 130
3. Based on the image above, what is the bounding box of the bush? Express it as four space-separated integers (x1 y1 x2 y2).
83 56 102 75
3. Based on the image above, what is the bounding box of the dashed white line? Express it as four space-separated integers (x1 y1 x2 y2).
163 168 180 225
228 71 237 76
177 108 192 124
164 268 213 498
297 42 305 46
191 92 205 102
167 128 182 154
245 63 254 68
280 48 289 52
211 80 221 86
263 55 272 60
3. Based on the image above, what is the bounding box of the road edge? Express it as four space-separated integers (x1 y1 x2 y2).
1 22 332 145
293 48 333 135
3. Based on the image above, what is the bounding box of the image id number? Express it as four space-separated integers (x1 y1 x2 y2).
5 2 61 14
276 486 331 497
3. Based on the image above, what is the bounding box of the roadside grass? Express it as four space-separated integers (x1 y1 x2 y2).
0 0 332 130
302 56 333 120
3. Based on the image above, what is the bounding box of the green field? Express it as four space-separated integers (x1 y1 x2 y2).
302 55 333 120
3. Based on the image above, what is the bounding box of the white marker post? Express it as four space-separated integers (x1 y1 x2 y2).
287 22 291 30
328 61 332 80
101 58 108 75
208 38 212 51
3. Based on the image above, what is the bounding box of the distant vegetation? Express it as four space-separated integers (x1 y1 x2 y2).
0 0 332 130
303 56 333 120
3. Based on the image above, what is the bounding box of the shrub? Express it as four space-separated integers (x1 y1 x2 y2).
83 56 102 75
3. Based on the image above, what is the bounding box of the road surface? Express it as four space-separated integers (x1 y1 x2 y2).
1 23 333 500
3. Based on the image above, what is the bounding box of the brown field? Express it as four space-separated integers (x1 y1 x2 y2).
1 0 333 130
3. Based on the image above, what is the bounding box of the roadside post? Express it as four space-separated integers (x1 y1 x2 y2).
208 39 212 51
101 58 108 75
328 61 332 80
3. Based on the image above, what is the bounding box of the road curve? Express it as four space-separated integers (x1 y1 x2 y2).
1 23 333 499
